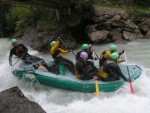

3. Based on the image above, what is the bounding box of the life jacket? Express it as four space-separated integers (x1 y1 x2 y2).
50 40 61 60
99 50 111 66
51 49 62 60
99 59 115 78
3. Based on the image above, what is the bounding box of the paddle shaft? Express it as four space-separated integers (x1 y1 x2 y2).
11 54 25 66
96 80 100 96
58 37 76 56
91 46 100 96
12 57 21 67
124 52 134 94
93 49 100 60
90 44 100 60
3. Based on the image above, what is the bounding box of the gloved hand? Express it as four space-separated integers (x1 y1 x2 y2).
57 36 61 39
122 49 125 54
121 59 126 62
89 44 92 47
93 76 98 80
127 79 131 82
68 49 72 52
9 61 12 66
57 36 61 41
94 57 98 60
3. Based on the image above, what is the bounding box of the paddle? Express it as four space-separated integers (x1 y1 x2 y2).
96 80 100 96
92 48 100 60
11 57 21 67
11 54 25 67
57 37 76 56
124 52 134 94
91 45 100 96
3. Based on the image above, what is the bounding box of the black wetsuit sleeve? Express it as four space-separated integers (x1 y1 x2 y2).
86 50 93 60
9 49 14 57
110 63 128 81
75 51 82 60
9 49 14 66
119 51 123 56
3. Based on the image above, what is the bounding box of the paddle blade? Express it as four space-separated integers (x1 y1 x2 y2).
96 80 100 96
129 82 134 94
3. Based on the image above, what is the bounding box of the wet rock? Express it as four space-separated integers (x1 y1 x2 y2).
93 9 122 23
87 8 147 43
109 28 123 41
121 11 129 20
88 30 109 42
18 27 49 53
110 15 121 22
96 22 112 30
0 87 46 113
59 32 78 50
138 18 150 34
124 19 138 30
85 25 97 34
111 21 125 28
145 30 150 38
123 31 139 40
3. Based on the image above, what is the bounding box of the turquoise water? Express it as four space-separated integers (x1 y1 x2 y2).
0 38 150 113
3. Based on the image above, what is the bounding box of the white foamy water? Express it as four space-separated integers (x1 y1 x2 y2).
0 38 150 113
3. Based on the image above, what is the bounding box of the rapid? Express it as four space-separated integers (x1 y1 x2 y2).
0 38 150 113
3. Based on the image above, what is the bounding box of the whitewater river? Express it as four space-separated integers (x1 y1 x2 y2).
0 38 150 113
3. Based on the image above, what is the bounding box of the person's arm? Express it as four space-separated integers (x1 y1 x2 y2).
87 50 94 60
58 48 69 54
9 49 14 66
75 51 81 60
111 63 128 81
118 50 124 56
117 57 125 63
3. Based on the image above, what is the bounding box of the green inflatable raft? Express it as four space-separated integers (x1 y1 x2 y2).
12 61 142 93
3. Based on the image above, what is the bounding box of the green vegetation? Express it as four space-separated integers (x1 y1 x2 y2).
11 5 30 36
93 0 150 19
0 2 65 37
11 5 63 37
0 0 150 37
131 6 150 18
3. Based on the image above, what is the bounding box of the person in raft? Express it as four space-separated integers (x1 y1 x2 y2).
75 44 95 61
9 38 52 72
99 43 125 67
49 39 75 74
75 51 98 80
99 52 129 82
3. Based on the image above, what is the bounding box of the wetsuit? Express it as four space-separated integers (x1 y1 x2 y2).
75 58 98 80
9 44 50 71
99 59 128 82
50 40 75 74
